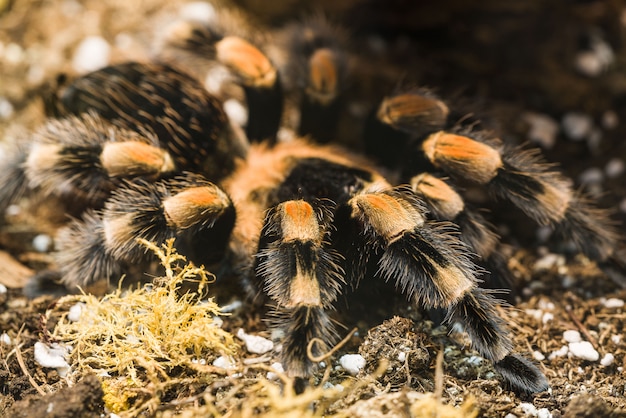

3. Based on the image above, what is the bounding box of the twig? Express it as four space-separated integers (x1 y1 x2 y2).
307 327 358 363
14 343 46 396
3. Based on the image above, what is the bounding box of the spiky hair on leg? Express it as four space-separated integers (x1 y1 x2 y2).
24 112 175 208
0 135 30 215
256 200 345 310
102 173 233 264
347 187 479 308
269 305 339 378
54 210 123 287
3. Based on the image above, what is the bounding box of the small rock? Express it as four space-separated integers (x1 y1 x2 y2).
601 298 624 309
601 110 618 129
32 234 52 253
568 341 599 361
600 353 614 367
523 112 559 149
213 355 236 370
0 332 11 345
605 159 624 179
519 402 537 416
236 328 274 354
34 342 71 377
67 303 85 322
562 112 593 141
532 351 545 361
266 362 284 380
563 330 582 343
72 36 111 73
339 354 366 375
548 345 569 360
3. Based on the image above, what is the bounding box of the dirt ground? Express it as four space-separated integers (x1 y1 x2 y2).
1 0 626 417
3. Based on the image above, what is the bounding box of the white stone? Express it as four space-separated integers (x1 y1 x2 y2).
542 312 554 324
548 345 569 360
0 97 14 119
180 1 217 23
563 330 582 343
600 353 615 367
0 283 6 294
602 110 619 129
72 36 111 73
34 342 71 377
212 355 236 370
266 362 284 380
562 112 593 141
575 51 604 77
223 99 248 127
519 402 537 416
578 167 604 186
611 335 622 344
532 351 545 361
67 303 85 322
0 332 11 345
236 329 274 354
523 112 559 149
339 354 366 376
537 408 553 418
568 341 599 361
32 234 53 253
605 159 625 179
602 298 624 309
397 351 406 362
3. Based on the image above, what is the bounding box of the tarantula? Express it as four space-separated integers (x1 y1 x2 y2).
1 4 624 397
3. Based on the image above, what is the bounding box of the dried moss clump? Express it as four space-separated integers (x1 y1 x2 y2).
51 239 239 415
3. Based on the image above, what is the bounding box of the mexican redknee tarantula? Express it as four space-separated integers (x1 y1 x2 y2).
1 4 624 397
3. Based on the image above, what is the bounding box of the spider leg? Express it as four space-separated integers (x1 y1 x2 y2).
57 173 235 287
23 113 176 208
276 14 349 143
345 187 548 394
47 62 247 180
0 135 29 216
159 14 283 144
411 173 515 291
422 130 625 284
256 199 344 376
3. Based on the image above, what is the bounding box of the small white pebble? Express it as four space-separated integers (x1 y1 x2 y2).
204 66 232 95
67 302 85 322
562 112 593 141
611 335 622 344
563 330 582 343
532 351 546 361
397 351 406 362
600 353 615 367
236 329 274 354
4 43 24 64
568 341 600 361
525 309 544 322
0 97 14 119
1 332 11 345
605 159 625 178
549 345 569 360
602 110 619 129
339 354 366 375
519 402 537 416
0 283 6 294
212 355 236 370
533 254 564 271
32 234 53 253
504 414 517 418
266 362 284 380
223 99 248 127
523 112 559 149
179 1 217 23
602 298 624 309
466 355 483 366
575 51 604 77
578 167 604 186
34 342 71 377
542 312 554 324
72 36 111 73
537 408 553 418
